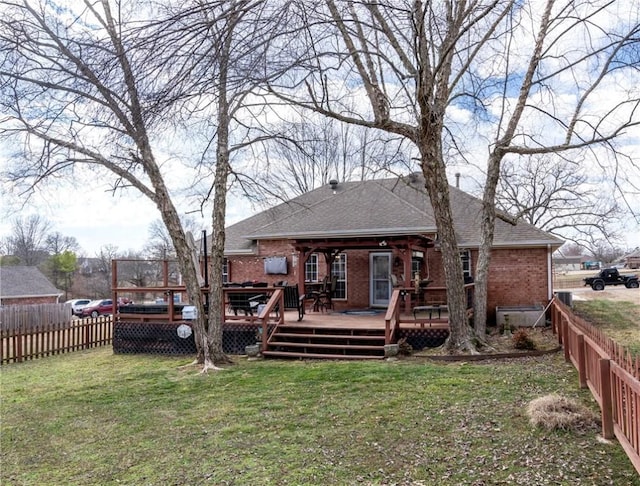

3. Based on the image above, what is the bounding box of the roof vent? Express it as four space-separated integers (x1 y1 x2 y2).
329 179 338 191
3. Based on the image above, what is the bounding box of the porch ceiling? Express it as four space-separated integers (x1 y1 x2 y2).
292 234 435 253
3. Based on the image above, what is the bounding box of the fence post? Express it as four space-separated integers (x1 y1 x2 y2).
577 334 587 388
563 318 570 362
556 310 563 345
599 358 614 440
15 332 23 363
84 320 91 350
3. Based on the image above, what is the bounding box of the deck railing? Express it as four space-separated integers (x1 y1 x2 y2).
384 289 403 344
551 298 640 475
384 283 475 344
257 288 285 350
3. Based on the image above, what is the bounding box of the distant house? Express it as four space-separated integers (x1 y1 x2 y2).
553 255 582 272
624 249 640 269
223 174 563 323
0 266 63 305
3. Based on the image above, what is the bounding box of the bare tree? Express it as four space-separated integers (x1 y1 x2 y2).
249 113 411 203
45 232 80 256
1 0 291 369
143 217 200 260
145 0 294 369
2 215 52 265
586 239 627 265
496 155 624 247
74 244 122 298
270 1 640 350
0 0 218 366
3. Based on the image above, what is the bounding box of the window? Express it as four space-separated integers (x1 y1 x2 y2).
411 258 422 279
222 258 229 283
411 251 424 279
460 250 471 278
305 254 318 282
331 253 347 299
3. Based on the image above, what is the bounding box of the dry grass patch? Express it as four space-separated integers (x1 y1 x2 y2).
527 393 600 432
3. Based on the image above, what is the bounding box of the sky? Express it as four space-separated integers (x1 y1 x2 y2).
0 178 254 256
0 0 639 257
0 170 638 257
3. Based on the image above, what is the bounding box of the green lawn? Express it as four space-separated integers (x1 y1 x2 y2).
573 300 640 356
2 349 638 485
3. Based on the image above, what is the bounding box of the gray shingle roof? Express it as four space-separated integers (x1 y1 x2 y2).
0 266 62 299
225 175 563 253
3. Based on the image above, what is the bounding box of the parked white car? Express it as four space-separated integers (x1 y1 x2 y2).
65 299 92 317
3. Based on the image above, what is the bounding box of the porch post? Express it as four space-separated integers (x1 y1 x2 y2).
296 247 306 290
403 250 412 313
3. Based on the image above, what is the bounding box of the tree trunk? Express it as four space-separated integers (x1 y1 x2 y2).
474 152 501 337
204 13 236 369
145 159 209 364
417 138 475 353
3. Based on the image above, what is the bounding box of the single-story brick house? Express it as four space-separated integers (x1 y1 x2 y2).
0 266 63 305
223 174 563 323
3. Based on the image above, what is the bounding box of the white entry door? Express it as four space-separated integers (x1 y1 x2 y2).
370 252 392 307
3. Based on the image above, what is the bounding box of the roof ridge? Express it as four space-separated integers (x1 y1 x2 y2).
374 178 433 219
250 181 363 235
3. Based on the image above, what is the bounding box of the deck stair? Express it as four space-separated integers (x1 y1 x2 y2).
262 323 387 360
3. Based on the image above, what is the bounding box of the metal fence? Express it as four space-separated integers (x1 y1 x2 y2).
551 298 640 475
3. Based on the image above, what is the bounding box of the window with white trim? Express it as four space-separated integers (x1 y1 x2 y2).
305 254 319 282
222 258 229 283
331 253 347 299
460 250 471 278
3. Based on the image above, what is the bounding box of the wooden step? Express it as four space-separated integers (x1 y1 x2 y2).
268 341 384 351
275 326 385 335
262 350 383 360
271 332 385 341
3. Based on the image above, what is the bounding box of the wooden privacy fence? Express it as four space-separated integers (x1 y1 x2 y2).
0 303 113 364
552 298 640 475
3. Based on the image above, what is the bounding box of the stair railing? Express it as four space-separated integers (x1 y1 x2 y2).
384 289 402 344
258 288 284 351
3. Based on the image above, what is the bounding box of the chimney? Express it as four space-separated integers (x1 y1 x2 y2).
329 179 338 193
455 173 460 188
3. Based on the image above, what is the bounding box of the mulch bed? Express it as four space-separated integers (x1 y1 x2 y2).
413 326 561 362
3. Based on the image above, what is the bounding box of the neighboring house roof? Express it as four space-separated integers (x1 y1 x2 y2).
553 256 582 265
625 248 640 259
0 266 62 299
225 174 563 254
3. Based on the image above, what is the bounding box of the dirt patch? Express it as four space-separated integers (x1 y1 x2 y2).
568 286 640 305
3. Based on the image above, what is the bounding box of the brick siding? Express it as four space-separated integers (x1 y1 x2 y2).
226 241 551 323
1 296 59 305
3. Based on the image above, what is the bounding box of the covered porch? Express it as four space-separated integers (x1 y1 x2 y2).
292 233 438 310
242 284 473 359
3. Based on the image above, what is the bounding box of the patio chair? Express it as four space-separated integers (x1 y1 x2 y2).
228 292 266 316
306 275 329 312
316 275 338 311
280 284 305 321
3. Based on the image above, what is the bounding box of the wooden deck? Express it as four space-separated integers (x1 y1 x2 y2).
272 308 449 330
257 308 450 360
